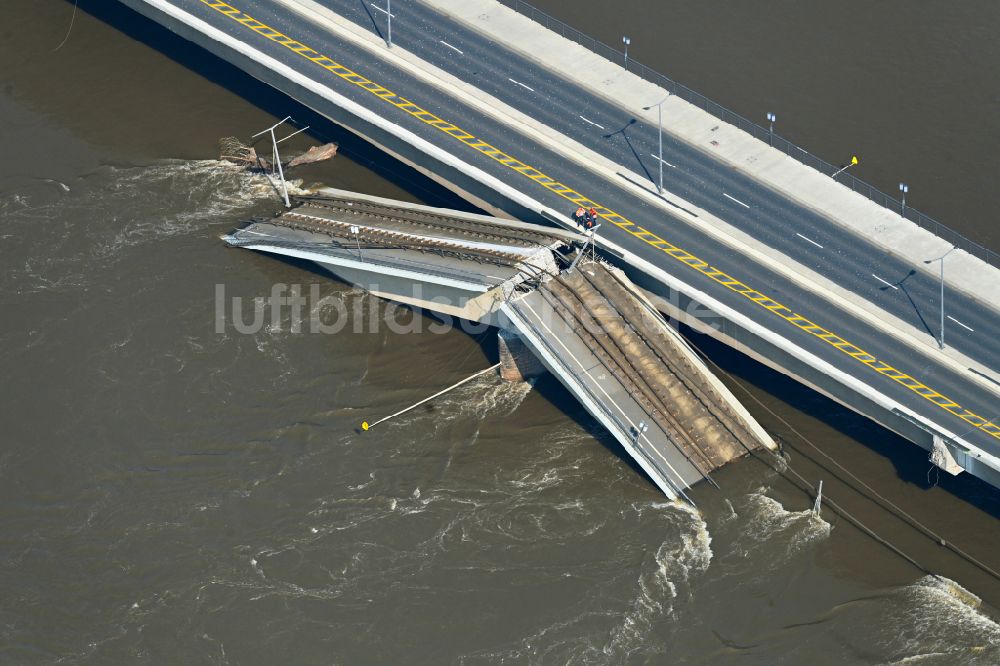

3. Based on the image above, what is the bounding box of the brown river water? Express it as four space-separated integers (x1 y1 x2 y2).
1 1 998 663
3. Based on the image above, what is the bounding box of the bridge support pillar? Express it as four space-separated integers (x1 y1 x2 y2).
498 329 546 382
930 435 964 475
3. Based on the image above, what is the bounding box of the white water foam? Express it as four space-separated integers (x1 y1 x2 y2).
736 486 832 561
459 501 713 662
385 373 535 446
3 159 305 293
871 575 1000 664
93 160 305 253
603 501 713 657
461 376 536 420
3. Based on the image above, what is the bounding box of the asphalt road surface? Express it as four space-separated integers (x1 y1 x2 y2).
321 0 998 365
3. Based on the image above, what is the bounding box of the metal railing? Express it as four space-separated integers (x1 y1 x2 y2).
496 0 998 267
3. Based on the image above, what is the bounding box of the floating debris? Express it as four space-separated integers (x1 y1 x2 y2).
218 135 337 173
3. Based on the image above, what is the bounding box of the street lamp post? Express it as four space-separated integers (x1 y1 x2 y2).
924 246 956 349
623 36 631 69
371 0 392 47
251 116 310 208
349 225 364 261
643 94 670 193
632 421 648 445
899 182 908 217
766 112 776 147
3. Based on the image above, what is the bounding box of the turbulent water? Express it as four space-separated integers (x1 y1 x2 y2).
2 1 999 663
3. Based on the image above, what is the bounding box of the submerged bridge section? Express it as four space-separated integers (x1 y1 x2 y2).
224 190 775 500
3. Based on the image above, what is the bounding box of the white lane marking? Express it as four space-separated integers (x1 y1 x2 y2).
579 115 605 130
370 3 394 17
507 77 535 92
439 40 463 54
650 154 676 168
948 315 974 332
722 192 750 209
796 232 824 249
871 274 898 290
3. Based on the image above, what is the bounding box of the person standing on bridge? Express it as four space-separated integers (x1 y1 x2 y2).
574 207 587 227
586 207 599 228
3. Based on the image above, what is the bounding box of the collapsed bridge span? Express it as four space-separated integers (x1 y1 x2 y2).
224 188 775 501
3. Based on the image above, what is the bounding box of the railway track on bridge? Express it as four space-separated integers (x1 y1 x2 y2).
294 195 567 248
260 208 540 268
535 260 758 479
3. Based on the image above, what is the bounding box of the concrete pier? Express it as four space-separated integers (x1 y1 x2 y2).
497 329 545 382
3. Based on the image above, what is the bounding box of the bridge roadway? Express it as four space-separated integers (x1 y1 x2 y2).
321 0 998 369
120 1 1000 474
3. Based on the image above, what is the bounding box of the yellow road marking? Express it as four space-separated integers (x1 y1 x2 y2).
200 0 1000 442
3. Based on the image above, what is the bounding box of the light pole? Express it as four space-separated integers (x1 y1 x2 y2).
251 116 310 208
372 0 392 47
632 420 648 445
924 246 956 349
643 94 670 193
766 112 776 147
899 182 908 217
350 224 363 261
623 36 630 70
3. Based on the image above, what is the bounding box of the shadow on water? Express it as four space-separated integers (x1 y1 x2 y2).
529 371 655 485
681 323 1000 521
71 0 477 213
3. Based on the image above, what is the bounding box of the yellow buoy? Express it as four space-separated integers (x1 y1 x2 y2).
361 421 369 431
